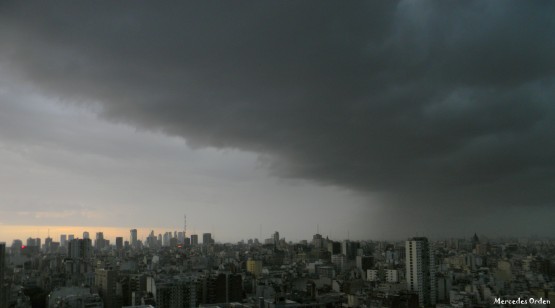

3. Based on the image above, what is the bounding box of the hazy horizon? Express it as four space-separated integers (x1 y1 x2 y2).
2 224 551 246
1 2 554 241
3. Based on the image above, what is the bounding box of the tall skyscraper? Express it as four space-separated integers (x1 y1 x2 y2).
273 231 280 246
203 233 212 245
68 238 92 259
341 240 360 260
190 234 198 246
11 239 22 256
95 232 106 250
163 232 171 247
21 238 40 256
83 231 90 239
146 230 158 249
60 234 67 247
312 233 323 249
95 269 122 308
116 237 123 250
44 237 53 253
406 237 436 307
130 229 138 248
26 237 39 247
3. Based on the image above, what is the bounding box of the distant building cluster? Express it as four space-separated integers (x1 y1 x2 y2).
0 231 554 307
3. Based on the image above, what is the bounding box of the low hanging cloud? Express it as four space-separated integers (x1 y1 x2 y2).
1 1 554 219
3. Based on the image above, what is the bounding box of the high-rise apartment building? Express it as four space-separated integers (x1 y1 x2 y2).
95 232 107 250
406 237 436 307
146 230 158 249
196 273 243 304
130 229 138 248
11 239 22 256
312 233 323 249
116 237 123 250
326 241 340 254
273 231 280 246
68 238 92 260
342 240 360 260
163 232 171 247
95 269 122 308
356 255 374 272
247 258 262 278
26 237 40 248
203 233 212 245
191 234 199 246
155 276 196 308
44 237 53 253
331 254 347 273
22 237 40 256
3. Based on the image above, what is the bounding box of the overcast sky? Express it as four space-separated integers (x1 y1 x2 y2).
1 1 554 243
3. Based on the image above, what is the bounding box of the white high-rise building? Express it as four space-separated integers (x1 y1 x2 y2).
406 237 436 307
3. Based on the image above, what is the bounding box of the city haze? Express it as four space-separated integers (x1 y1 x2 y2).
1 1 555 242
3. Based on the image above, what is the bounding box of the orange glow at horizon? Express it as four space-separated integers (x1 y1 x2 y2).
0 225 183 244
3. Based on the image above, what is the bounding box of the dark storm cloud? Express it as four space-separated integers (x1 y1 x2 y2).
1 1 555 214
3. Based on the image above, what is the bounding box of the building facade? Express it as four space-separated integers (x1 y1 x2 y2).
406 237 436 307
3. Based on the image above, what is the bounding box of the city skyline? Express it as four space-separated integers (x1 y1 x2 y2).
1 2 555 241
0 224 551 248
5 228 552 307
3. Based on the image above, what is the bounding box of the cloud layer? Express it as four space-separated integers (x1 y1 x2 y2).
1 1 555 236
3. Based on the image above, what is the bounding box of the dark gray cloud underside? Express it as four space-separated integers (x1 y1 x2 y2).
1 1 555 214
